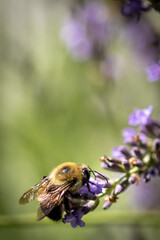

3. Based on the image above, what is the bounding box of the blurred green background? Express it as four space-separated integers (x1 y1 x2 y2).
0 0 160 239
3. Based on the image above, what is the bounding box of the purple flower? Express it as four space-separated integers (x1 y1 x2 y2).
63 208 86 228
122 127 147 144
128 106 153 126
147 61 160 82
112 146 125 159
83 2 110 43
95 172 112 188
121 20 160 72
131 146 144 159
112 145 132 160
78 177 104 197
61 1 110 62
121 0 150 20
61 19 92 61
122 128 136 143
101 161 125 172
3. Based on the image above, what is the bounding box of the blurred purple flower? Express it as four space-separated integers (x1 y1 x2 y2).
61 1 110 62
147 61 160 82
121 0 150 20
61 20 92 61
121 20 160 71
134 179 160 210
83 1 110 43
128 105 153 126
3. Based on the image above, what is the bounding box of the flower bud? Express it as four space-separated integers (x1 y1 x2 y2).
114 180 128 195
103 200 112 210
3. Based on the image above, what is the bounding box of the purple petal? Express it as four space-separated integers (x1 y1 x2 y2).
78 177 105 196
147 61 160 82
122 128 136 143
112 146 125 159
121 0 150 20
61 19 92 61
63 209 86 228
128 106 153 126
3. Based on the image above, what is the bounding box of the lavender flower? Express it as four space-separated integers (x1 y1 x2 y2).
147 61 160 82
131 146 144 159
62 175 107 227
101 106 160 218
122 127 148 146
128 105 153 126
61 1 110 62
82 1 110 44
121 0 150 20
78 177 105 197
63 208 86 228
61 20 92 61
112 146 125 159
122 128 136 143
57 107 160 227
121 19 160 74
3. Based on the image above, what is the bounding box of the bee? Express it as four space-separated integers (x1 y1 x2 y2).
19 162 94 221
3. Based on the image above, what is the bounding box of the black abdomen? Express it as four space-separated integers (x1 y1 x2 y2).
40 204 63 221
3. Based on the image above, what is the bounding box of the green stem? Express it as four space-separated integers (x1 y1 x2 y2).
98 166 140 199
0 211 160 227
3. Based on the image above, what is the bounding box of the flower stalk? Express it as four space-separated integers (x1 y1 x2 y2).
63 106 160 228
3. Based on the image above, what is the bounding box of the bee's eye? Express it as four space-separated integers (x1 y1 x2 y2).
82 168 90 182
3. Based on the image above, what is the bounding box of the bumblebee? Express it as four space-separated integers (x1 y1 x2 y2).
19 162 93 221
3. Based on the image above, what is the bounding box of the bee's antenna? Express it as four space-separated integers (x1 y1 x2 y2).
88 166 108 183
88 166 96 179
93 171 108 183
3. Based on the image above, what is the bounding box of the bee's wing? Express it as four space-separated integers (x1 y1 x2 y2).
19 177 49 204
36 181 73 221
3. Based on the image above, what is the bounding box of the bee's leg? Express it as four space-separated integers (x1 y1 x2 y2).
87 182 91 192
63 195 74 212
71 192 97 201
86 182 97 195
